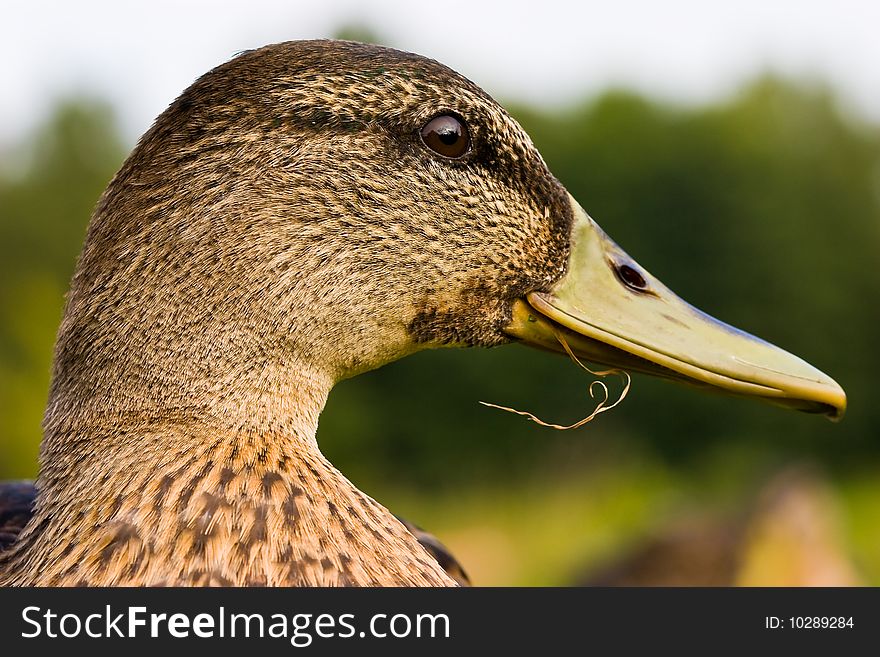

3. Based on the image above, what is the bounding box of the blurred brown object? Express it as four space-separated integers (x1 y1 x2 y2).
0 482 35 551
579 465 861 586
396 516 471 587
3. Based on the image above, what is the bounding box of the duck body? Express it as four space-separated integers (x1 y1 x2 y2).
0 444 453 586
0 40 844 586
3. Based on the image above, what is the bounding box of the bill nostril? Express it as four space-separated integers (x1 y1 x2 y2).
615 263 649 291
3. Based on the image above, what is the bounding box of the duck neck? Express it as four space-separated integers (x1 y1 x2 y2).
6 365 452 586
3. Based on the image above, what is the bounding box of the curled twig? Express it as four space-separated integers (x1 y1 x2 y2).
480 327 631 430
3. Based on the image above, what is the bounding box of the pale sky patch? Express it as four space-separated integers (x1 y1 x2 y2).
1 0 877 144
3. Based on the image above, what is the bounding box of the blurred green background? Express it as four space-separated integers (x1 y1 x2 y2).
1 30 878 585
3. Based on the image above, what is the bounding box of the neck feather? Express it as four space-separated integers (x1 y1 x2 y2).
2 365 452 586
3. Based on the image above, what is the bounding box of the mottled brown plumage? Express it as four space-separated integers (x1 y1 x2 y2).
0 40 572 586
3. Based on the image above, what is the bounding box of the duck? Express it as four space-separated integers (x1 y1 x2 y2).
0 40 846 586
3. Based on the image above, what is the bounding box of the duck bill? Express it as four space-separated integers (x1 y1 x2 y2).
506 195 846 420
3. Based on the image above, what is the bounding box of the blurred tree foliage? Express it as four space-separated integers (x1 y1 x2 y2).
1 79 878 491
0 100 126 475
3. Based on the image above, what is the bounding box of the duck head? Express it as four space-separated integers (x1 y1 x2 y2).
53 39 844 444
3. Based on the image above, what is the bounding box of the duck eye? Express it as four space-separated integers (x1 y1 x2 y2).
420 114 470 159
615 263 648 291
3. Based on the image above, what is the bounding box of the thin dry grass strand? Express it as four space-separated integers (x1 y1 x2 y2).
480 328 631 430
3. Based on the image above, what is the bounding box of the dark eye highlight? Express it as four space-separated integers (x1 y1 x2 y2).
420 115 470 159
